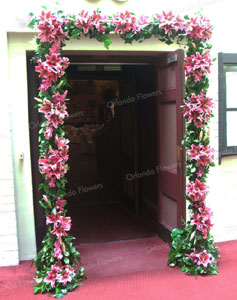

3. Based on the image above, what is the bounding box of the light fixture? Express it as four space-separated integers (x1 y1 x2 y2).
76 65 122 71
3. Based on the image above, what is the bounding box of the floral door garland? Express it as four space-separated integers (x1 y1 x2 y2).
28 8 220 298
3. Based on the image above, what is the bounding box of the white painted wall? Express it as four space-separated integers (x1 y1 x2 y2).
1 0 237 266
0 31 19 266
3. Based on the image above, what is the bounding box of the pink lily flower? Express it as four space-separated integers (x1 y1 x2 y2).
46 212 61 225
46 110 64 128
58 269 72 285
44 265 61 288
56 197 67 210
53 240 63 260
75 10 94 34
39 99 52 115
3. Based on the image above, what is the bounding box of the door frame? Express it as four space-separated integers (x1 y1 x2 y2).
27 49 186 249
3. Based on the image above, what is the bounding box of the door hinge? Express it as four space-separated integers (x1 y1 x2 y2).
177 146 182 171
167 54 177 64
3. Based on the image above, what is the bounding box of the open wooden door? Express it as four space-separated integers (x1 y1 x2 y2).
156 49 185 236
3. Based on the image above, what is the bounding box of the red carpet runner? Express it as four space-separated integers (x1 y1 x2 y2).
0 238 237 300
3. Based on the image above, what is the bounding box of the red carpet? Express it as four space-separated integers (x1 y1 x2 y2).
79 237 169 277
0 239 237 300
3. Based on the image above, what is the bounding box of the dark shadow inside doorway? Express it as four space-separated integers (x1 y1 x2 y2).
65 63 159 244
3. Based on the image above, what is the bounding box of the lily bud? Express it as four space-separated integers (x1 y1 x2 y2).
56 80 64 89
202 49 209 55
49 145 52 152
33 276 43 283
43 195 48 203
42 195 52 208
192 42 196 48
190 231 196 241
207 129 210 136
203 135 209 142
199 130 203 141
34 97 42 103
62 242 66 253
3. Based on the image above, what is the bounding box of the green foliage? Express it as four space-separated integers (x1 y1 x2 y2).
168 226 220 275
170 30 221 272
95 34 112 49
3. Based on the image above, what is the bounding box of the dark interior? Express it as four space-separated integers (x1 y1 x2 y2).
65 64 159 244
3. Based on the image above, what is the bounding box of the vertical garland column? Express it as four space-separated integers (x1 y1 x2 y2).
168 16 220 275
31 11 85 298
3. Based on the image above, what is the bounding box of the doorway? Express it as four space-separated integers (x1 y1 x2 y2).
65 63 158 243
28 50 185 250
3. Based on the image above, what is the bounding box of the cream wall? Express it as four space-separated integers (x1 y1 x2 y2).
1 0 237 266
0 31 19 266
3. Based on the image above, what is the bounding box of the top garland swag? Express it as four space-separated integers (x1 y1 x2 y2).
29 9 220 299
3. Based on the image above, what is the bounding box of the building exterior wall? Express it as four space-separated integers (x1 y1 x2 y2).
0 32 19 266
1 0 237 266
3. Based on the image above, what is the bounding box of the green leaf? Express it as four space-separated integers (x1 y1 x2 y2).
52 207 57 215
169 262 176 267
43 245 48 252
95 35 102 42
28 18 38 29
126 32 134 39
31 260 35 267
104 39 112 49
38 183 45 191
61 289 68 295
42 5 47 10
34 286 42 294
54 293 65 299
64 257 70 264
171 228 183 239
